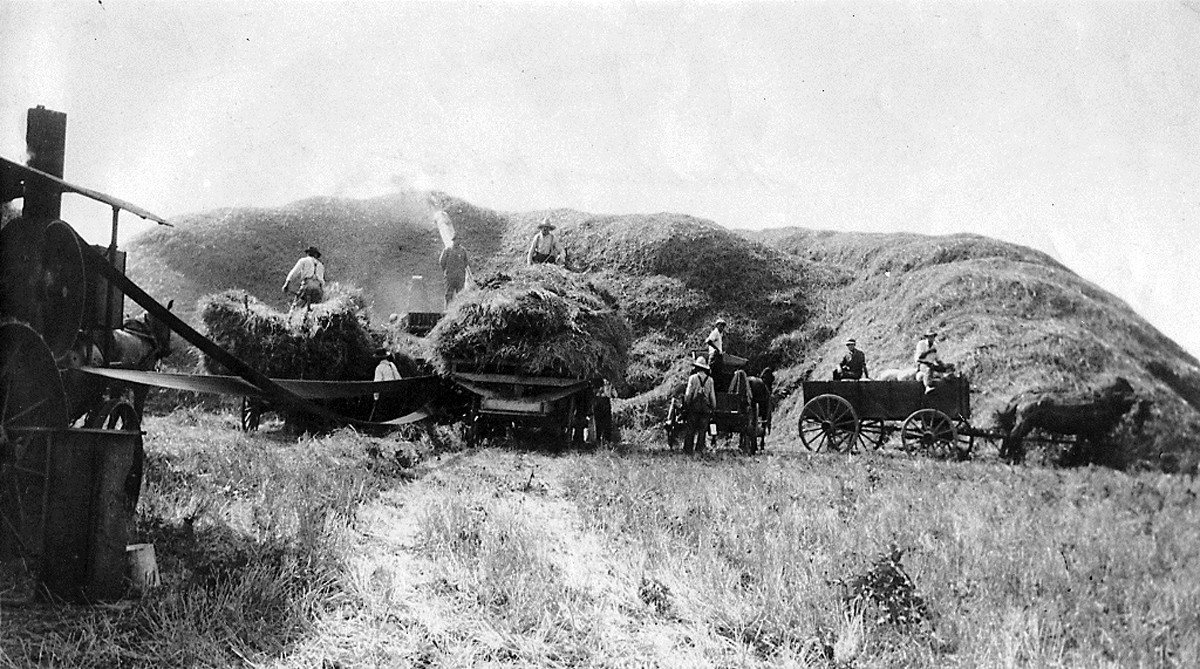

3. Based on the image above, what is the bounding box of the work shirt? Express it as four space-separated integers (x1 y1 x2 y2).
840 348 868 379
528 232 560 263
283 256 325 294
914 339 940 369
706 328 724 355
439 244 469 286
684 371 716 414
373 359 402 401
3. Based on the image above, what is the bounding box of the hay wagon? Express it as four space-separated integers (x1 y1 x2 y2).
1 106 440 600
796 376 977 457
665 352 765 453
449 362 612 448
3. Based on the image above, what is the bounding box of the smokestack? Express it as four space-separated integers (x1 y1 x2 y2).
25 105 67 220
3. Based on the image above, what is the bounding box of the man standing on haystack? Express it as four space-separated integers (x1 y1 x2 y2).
682 356 717 454
438 229 469 307
527 217 561 265
282 245 326 308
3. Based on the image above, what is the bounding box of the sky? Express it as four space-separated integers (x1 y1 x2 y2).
2 1 1198 356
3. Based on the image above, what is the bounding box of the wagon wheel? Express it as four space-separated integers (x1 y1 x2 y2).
900 409 956 458
240 397 263 432
798 394 860 453
0 219 87 357
858 419 889 450
665 398 683 450
84 398 141 431
0 322 68 573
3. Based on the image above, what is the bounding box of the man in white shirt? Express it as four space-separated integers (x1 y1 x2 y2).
371 348 402 419
914 330 945 394
527 218 561 265
705 318 728 382
282 246 326 308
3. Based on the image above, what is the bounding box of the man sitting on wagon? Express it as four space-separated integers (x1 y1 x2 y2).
914 330 950 394
833 337 869 380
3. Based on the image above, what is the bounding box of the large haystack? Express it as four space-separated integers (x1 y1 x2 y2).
427 265 631 382
198 284 376 380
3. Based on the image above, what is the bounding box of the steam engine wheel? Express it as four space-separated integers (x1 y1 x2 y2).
0 322 69 572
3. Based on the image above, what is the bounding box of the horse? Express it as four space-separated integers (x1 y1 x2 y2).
666 369 771 452
996 376 1147 466
67 301 174 427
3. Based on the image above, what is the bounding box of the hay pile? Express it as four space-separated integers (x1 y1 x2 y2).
198 284 376 380
427 265 631 382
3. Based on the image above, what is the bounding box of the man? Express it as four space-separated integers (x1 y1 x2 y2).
705 318 728 382
527 217 561 265
371 348 402 419
835 338 869 380
438 230 469 307
914 330 945 394
282 246 326 308
682 356 716 454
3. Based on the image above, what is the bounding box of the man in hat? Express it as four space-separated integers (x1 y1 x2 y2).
914 330 945 394
438 228 470 307
527 217 561 265
834 338 869 380
682 355 717 453
282 245 326 308
705 318 728 383
371 348 403 418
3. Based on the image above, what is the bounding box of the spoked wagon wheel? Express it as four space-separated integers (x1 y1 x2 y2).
84 398 141 430
798 394 860 453
900 409 956 458
240 397 263 432
0 322 69 572
858 419 889 450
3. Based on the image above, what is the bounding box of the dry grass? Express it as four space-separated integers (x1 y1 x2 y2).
3 408 1197 667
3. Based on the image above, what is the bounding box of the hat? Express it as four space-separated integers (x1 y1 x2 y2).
537 217 556 230
692 356 710 371
922 330 937 338
373 348 390 360
715 318 727 327
305 246 322 258
845 338 857 345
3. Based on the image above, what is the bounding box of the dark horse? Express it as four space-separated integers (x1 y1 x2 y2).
666 370 772 451
996 376 1149 466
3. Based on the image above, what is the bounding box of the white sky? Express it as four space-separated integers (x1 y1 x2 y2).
3 1 1198 356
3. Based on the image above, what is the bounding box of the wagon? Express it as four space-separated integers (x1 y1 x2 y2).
665 351 767 453
450 362 613 448
796 376 975 457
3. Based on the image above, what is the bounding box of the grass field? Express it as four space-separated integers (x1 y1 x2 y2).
3 410 1197 668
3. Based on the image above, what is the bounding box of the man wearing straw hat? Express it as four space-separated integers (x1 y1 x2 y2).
527 217 561 265
705 318 728 383
834 337 869 380
438 229 470 307
682 355 717 454
282 245 326 308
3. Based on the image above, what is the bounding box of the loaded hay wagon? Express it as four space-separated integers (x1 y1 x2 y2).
1 106 439 601
795 375 976 458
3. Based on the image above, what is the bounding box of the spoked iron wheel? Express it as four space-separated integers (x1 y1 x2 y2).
0 322 69 575
798 394 860 453
240 397 264 432
900 409 957 458
0 220 87 357
858 419 890 451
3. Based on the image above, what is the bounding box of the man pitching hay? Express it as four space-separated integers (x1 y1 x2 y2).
282 245 326 308
527 217 561 265
439 230 470 307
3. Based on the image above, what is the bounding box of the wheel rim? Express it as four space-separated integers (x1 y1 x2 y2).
1 220 87 357
901 409 956 457
859 419 889 450
0 323 68 567
799 394 859 453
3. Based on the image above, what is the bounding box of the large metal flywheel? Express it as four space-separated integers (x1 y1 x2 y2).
0 219 87 357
